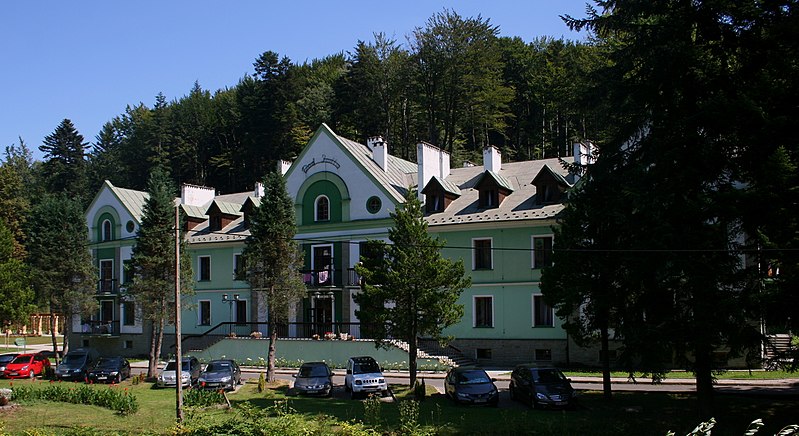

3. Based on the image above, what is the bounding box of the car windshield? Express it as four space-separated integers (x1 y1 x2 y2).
62 354 87 365
299 365 329 377
456 370 491 385
95 359 120 369
353 361 380 374
0 355 16 364
10 355 31 364
165 361 192 371
531 368 567 383
205 362 232 372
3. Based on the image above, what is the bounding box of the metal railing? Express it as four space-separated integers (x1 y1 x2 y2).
97 279 119 294
179 321 384 347
300 269 361 287
79 320 121 336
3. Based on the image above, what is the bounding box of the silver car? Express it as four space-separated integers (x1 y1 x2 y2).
157 356 200 388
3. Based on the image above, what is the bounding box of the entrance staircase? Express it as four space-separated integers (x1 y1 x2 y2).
416 339 476 367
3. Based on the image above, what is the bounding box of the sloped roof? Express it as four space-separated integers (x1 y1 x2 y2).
335 134 417 202
181 204 207 220
476 170 514 192
109 184 149 222
423 176 461 196
532 164 572 188
207 200 243 217
425 157 575 227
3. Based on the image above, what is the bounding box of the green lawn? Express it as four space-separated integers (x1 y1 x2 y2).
0 377 796 435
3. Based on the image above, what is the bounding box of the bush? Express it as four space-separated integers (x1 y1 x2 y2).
12 383 138 415
183 387 226 408
257 372 266 393
414 378 426 401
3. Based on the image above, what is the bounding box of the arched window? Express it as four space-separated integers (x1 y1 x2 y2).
102 219 113 241
315 196 330 222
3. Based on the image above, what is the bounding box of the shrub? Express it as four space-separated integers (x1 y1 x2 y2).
183 387 225 408
257 372 266 393
414 378 426 401
362 393 382 427
398 399 420 434
12 384 138 415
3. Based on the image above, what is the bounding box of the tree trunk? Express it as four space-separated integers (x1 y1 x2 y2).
49 309 60 365
148 321 158 377
155 317 165 367
409 334 418 389
600 324 612 400
694 346 715 419
267 322 277 383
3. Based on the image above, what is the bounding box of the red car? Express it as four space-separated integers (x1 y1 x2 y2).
3 353 50 379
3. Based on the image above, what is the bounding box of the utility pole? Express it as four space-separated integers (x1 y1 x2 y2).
175 205 183 423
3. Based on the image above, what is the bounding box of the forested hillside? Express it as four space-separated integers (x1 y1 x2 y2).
41 10 601 197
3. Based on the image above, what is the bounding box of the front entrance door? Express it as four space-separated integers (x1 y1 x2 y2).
99 300 114 334
309 293 334 336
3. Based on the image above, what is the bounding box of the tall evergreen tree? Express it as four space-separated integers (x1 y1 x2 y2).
0 220 36 328
126 166 194 377
39 119 89 203
0 139 35 258
242 172 305 383
27 194 96 355
355 189 471 389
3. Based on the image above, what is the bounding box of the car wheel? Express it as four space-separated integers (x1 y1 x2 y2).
115 374 121 384
29 370 35 379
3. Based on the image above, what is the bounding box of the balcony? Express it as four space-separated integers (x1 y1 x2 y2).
79 320 120 336
301 268 361 288
97 279 119 295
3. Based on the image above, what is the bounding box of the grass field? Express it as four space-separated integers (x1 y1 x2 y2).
0 377 796 435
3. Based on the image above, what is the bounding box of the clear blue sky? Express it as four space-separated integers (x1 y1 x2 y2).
1 1 589 161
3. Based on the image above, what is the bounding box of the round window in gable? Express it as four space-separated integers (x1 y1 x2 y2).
366 196 382 214
126 221 135 233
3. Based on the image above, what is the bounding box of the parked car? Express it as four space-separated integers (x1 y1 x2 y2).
509 364 576 409
444 367 499 406
344 356 388 399
157 356 200 388
198 359 241 391
0 353 20 378
54 348 100 381
292 361 333 396
86 356 131 384
3 353 50 379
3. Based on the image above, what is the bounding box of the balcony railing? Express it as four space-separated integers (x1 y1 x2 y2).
301 269 361 287
78 320 121 336
97 279 119 295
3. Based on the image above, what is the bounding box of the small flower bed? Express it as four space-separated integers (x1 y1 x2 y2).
11 383 138 415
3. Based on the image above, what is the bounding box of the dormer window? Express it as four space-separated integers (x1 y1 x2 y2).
474 171 512 210
210 215 223 232
532 165 571 205
101 219 113 241
315 195 330 222
422 176 461 214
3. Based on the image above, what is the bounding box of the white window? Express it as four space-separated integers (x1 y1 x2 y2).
198 300 211 326
473 295 494 328
315 195 330 221
472 238 493 270
533 294 554 327
198 256 211 281
532 235 554 269
102 219 112 241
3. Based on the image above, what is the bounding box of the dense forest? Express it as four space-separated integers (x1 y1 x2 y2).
24 10 603 198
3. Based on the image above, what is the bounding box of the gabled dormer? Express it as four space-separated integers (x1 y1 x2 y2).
240 197 261 229
532 165 571 205
181 204 207 231
421 176 461 213
205 200 242 232
474 171 514 209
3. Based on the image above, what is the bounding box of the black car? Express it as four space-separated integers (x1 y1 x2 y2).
293 362 333 396
0 353 19 377
509 364 576 409
54 348 99 381
444 367 499 406
86 356 131 384
198 359 241 391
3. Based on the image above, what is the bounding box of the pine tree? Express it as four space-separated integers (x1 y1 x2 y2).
127 166 193 377
27 194 96 355
39 119 89 203
0 220 36 328
355 189 470 388
242 172 305 382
